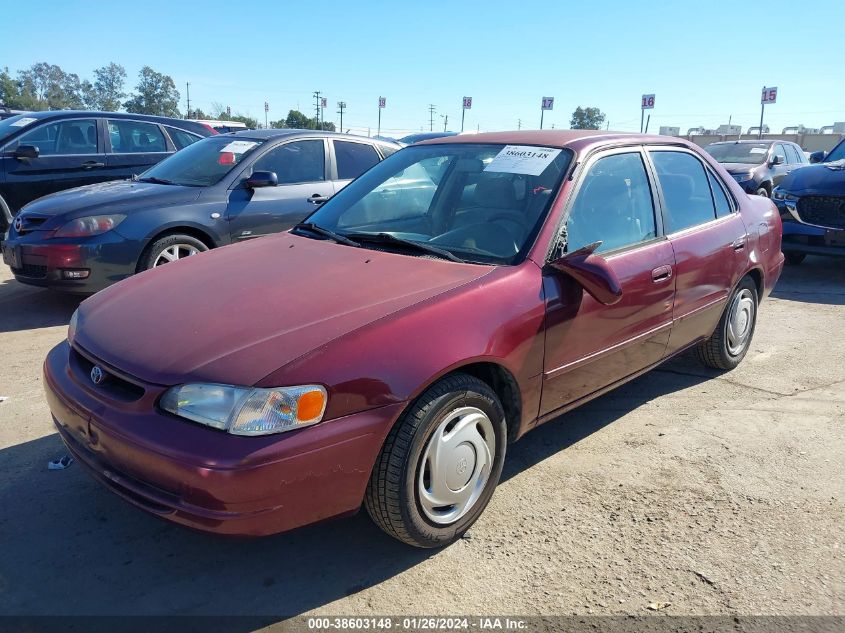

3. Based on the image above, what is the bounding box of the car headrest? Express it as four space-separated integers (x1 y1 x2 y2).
474 176 518 208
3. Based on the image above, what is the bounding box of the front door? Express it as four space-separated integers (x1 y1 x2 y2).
540 149 676 417
227 138 334 241
2 117 104 211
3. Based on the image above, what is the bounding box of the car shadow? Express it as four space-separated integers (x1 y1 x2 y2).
0 358 713 620
0 276 83 334
771 255 845 305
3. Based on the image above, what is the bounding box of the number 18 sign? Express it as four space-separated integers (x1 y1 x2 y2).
641 94 655 109
761 87 777 104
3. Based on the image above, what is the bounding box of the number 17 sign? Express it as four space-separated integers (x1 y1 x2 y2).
761 87 777 104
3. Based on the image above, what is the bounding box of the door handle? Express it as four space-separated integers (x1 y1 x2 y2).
81 161 105 170
651 265 672 283
308 194 330 204
732 238 746 251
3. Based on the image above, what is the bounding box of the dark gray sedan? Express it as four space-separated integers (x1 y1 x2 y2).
1 130 399 292
704 139 808 197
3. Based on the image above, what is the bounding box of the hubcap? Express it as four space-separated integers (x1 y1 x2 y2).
417 406 496 525
153 244 201 267
726 288 755 356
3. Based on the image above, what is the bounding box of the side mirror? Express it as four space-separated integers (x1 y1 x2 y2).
548 241 623 306
809 151 825 164
245 170 278 188
769 155 783 166
14 144 39 161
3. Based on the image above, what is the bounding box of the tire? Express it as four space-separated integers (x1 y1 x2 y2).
785 252 806 266
139 234 208 271
365 373 507 548
0 195 13 235
695 276 758 371
755 186 770 198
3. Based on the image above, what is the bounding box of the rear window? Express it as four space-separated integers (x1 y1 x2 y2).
108 120 167 153
334 140 380 180
167 127 203 150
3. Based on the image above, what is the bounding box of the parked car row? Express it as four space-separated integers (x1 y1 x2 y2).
2 129 399 291
33 129 785 547
0 110 214 232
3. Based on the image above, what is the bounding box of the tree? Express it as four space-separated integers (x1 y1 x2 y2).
15 62 84 110
570 106 606 130
124 66 180 117
88 63 126 111
282 109 335 131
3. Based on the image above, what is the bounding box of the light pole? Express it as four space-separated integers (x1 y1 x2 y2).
337 101 346 133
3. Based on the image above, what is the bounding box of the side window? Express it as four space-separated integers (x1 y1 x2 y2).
565 152 657 254
334 140 380 180
166 127 202 150
772 144 787 164
650 151 717 233
18 119 98 155
707 170 732 218
252 140 325 184
107 120 167 153
378 143 399 158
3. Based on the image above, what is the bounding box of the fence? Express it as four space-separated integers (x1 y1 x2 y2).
683 133 844 153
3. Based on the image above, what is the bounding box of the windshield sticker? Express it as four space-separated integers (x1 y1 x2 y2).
220 140 258 154
10 117 38 127
484 145 562 175
748 147 767 154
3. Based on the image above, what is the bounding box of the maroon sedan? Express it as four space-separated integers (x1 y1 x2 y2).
44 131 784 548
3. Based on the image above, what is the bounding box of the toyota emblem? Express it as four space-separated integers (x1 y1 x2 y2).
90 366 104 384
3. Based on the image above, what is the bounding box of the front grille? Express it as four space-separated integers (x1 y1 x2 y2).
14 213 49 235
797 195 845 229
11 263 47 278
70 345 146 402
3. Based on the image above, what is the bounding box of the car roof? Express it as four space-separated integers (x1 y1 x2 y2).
707 139 796 146
223 128 401 145
416 129 691 152
10 110 213 136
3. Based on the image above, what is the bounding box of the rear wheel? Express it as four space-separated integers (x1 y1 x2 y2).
785 252 806 266
695 276 758 370
140 234 208 271
365 373 507 548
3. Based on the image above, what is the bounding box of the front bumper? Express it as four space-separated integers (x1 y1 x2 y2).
1 230 140 292
44 341 404 536
774 199 845 258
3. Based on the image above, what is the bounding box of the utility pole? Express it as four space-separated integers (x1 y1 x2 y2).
337 101 346 133
313 91 322 129
264 101 269 129
441 114 448 132
428 104 436 131
518 119 522 130
185 82 190 119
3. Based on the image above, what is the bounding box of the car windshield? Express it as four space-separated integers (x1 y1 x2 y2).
825 140 845 162
138 136 264 187
704 143 770 164
300 143 572 265
0 114 39 144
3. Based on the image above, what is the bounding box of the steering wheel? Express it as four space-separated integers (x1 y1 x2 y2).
431 222 519 257
488 211 526 242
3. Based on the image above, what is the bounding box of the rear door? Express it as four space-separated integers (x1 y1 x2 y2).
540 149 676 416
104 118 172 180
647 148 748 354
226 138 333 240
2 117 105 211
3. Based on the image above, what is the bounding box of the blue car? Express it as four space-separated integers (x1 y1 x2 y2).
1 129 399 292
773 137 845 264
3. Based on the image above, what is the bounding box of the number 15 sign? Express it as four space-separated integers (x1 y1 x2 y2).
761 87 778 104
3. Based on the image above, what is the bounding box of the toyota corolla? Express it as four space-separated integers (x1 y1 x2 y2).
44 131 784 548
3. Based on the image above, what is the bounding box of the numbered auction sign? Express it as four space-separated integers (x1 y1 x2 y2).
541 97 554 111
463 97 472 109
378 97 386 108
761 87 778 104
641 94 655 109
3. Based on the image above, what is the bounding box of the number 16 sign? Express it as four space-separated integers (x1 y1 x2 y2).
641 94 655 109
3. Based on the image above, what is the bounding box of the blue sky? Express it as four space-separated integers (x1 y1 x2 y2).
3 0 844 137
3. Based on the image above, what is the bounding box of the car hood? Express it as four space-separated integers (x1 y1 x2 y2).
19 180 202 223
720 162 763 175
74 232 493 386
779 160 845 194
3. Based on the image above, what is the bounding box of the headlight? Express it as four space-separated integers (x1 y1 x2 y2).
54 214 126 238
772 188 798 202
159 383 328 436
67 309 79 344
731 173 753 183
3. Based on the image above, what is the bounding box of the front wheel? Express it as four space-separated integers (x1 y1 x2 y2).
365 373 507 548
695 276 758 370
140 234 208 271
755 186 770 198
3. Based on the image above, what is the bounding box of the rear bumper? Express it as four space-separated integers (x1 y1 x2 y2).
44 341 404 536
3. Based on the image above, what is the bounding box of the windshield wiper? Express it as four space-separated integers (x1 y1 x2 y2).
292 222 361 247
137 176 176 186
346 232 464 263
